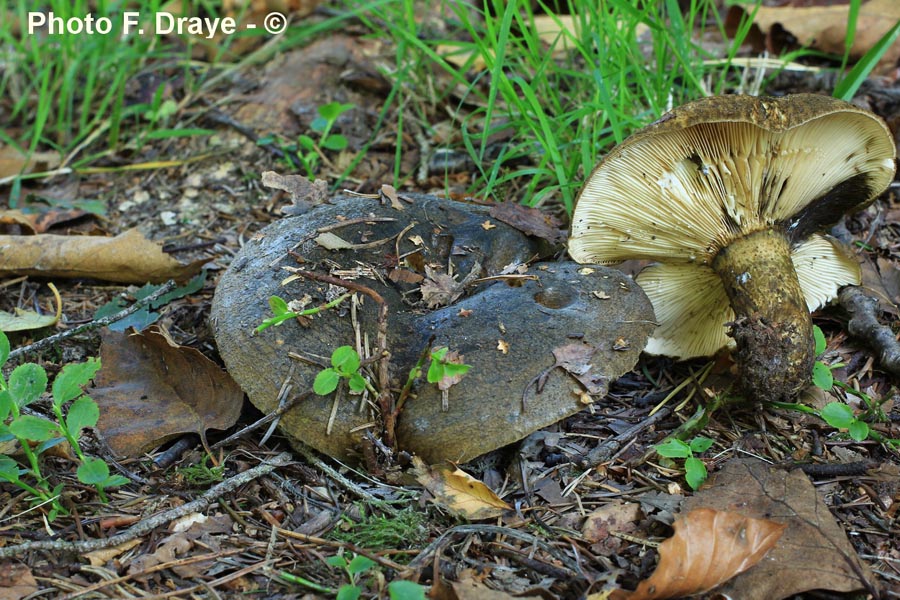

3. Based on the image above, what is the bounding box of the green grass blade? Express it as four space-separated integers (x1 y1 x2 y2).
834 19 900 101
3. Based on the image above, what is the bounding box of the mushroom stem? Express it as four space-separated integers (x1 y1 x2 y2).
712 229 814 402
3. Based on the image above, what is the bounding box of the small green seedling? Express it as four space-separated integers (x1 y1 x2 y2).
426 347 472 384
280 552 426 599
259 101 355 176
255 293 350 333
654 436 714 491
812 325 835 391
820 402 870 442
313 346 377 396
0 330 127 519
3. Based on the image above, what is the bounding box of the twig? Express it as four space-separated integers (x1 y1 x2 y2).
60 549 245 599
405 524 584 579
839 285 900 378
8 280 178 361
210 392 310 451
290 441 401 517
0 452 292 558
582 407 673 468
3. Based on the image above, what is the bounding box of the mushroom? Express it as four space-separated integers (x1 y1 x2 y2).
568 94 896 402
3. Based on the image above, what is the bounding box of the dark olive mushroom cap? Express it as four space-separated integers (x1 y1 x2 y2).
569 94 896 358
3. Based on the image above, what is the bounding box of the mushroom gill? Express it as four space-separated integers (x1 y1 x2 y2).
569 94 896 402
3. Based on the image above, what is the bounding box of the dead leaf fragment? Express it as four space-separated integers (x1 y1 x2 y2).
612 508 786 600
83 539 142 567
434 569 532 600
0 145 60 180
93 326 243 457
314 232 354 250
261 171 329 215
0 562 38 600
489 202 565 244
551 342 608 395
412 456 511 520
0 229 205 284
582 501 642 556
497 339 509 354
381 184 403 210
420 266 466 308
731 0 900 71
481 220 496 230
388 268 424 284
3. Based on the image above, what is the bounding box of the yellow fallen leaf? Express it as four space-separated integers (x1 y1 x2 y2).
412 456 511 520
0 283 61 332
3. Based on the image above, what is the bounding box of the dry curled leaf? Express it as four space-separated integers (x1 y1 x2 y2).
420 266 466 308
0 229 205 284
412 456 511 520
261 171 329 215
489 202 566 244
611 508 786 600
550 342 608 395
93 326 243 457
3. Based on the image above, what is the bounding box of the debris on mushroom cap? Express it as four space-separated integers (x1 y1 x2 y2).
569 94 896 362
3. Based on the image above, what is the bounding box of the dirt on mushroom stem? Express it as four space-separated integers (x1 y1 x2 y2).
712 228 814 402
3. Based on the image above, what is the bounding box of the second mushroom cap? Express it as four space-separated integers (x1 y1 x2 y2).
569 93 896 401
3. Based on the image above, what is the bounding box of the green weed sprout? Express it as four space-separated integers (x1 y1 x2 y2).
256 293 351 333
280 552 426 599
819 403 870 442
811 325 840 391
258 101 355 177
427 347 472 384
313 346 377 397
0 330 127 519
655 436 714 491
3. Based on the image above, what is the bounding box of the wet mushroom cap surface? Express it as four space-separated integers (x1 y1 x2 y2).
569 94 896 360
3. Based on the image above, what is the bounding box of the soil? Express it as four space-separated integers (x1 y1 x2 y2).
1 5 899 600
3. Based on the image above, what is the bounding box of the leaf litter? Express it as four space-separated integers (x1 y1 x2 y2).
2 1 900 598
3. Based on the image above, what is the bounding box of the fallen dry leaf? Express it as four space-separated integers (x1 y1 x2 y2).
314 231 354 250
497 339 510 354
731 0 900 71
0 562 38 600
611 508 786 600
489 202 565 245
261 171 329 215
0 229 205 284
0 145 60 180
683 458 877 599
381 183 403 210
551 342 608 395
93 326 243 457
388 267 424 284
420 266 467 308
582 501 642 557
412 456 511 520
432 569 535 600
83 539 143 567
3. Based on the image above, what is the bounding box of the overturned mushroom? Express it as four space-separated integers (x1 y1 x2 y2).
569 94 896 402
